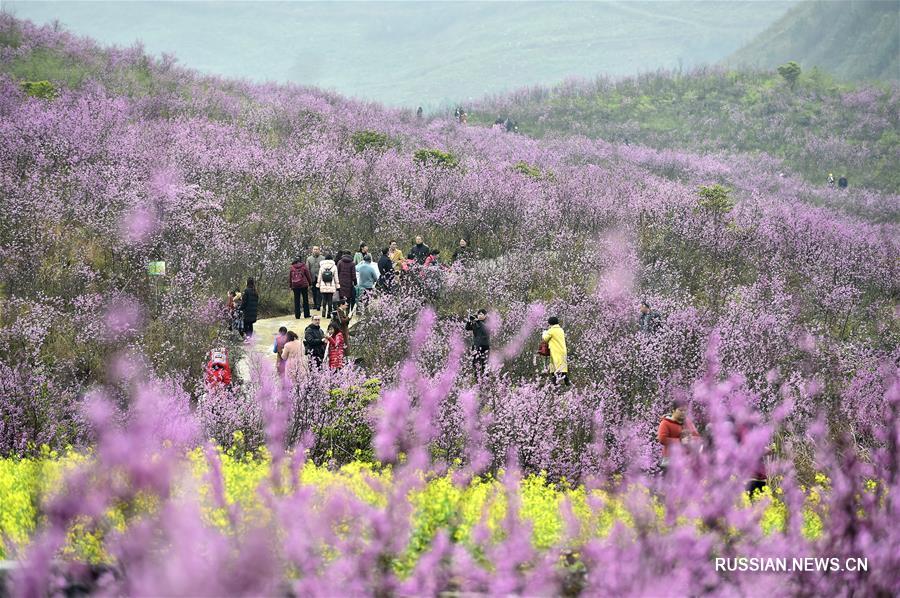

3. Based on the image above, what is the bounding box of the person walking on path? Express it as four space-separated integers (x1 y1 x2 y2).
337 252 357 314
541 316 569 386
326 322 346 370
466 309 490 380
241 278 260 338
289 258 313 319
657 402 700 469
281 330 308 380
274 326 289 378
317 253 339 319
306 246 324 312
304 315 327 368
332 299 351 353
408 235 430 265
356 253 380 309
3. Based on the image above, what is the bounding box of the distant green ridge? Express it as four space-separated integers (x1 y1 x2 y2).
727 0 899 82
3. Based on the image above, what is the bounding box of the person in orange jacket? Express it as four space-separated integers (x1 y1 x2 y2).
657 402 700 467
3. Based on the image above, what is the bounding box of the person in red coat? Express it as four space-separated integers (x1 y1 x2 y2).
326 322 345 370
657 403 700 467
205 348 232 388
289 257 313 319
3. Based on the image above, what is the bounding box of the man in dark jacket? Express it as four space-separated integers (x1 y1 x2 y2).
407 235 430 265
306 246 324 312
289 258 313 319
639 300 662 333
377 247 394 292
336 252 357 313
304 315 326 367
241 278 259 337
465 309 490 380
452 238 471 264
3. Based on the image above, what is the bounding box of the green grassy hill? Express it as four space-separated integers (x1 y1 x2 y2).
727 0 899 81
471 67 899 193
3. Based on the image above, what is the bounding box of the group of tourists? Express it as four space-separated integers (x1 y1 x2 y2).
272 310 349 379
827 172 849 189
492 116 518 133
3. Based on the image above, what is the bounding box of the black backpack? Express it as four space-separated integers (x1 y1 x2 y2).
321 266 334 283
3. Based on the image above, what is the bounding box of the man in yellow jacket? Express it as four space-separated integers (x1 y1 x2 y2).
542 317 569 386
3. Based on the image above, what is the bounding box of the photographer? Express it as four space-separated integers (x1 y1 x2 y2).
465 309 490 380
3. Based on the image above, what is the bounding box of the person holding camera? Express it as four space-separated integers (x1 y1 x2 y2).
465 309 490 380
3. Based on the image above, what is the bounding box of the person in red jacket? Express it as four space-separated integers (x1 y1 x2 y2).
289 257 313 319
326 322 345 370
657 402 700 467
205 348 232 389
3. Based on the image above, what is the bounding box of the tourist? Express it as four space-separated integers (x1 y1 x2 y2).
388 239 405 272
326 322 345 370
355 253 379 308
465 309 490 380
423 249 441 268
408 235 430 265
638 300 662 333
274 326 289 378
316 253 339 319
289 257 313 319
281 330 307 379
377 247 394 290
353 243 369 265
241 277 259 337
416 106 423 119
337 251 357 314
452 238 470 263
303 315 327 368
657 402 700 469
838 175 848 189
828 172 835 187
306 246 324 312
332 299 351 353
541 316 569 386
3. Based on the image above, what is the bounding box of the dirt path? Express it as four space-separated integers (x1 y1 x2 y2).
235 310 356 380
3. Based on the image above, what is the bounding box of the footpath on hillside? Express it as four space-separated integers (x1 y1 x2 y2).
235 312 357 381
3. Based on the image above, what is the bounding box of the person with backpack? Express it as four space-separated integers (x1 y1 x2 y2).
541 316 568 386
306 246 324 312
638 300 662 333
326 322 345 370
407 235 430 265
241 278 259 337
316 253 339 319
303 315 327 368
465 309 490 380
289 258 313 319
355 253 380 309
337 251 357 314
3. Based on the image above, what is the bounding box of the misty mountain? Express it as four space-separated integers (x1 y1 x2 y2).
6 0 793 106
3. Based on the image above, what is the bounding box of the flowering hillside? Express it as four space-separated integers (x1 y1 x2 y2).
472 67 900 193
0 15 899 595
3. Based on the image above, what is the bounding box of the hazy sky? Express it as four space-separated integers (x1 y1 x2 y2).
7 1 794 107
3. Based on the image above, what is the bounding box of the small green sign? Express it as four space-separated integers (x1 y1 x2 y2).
147 261 166 276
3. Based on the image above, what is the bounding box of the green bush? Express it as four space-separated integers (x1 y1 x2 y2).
20 80 57 100
696 184 734 214
351 130 392 153
413 148 459 169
